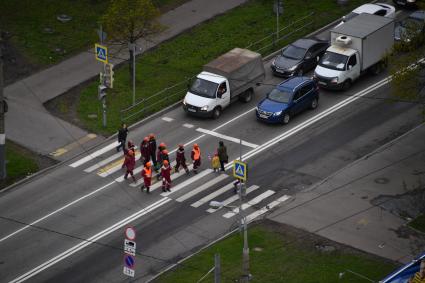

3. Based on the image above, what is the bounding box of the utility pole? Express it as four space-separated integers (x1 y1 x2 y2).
128 43 136 106
214 253 221 283
0 33 6 179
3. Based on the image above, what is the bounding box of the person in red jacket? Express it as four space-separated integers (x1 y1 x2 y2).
127 140 135 151
161 160 172 192
191 143 201 174
140 137 150 165
123 149 136 182
141 162 153 193
175 144 189 174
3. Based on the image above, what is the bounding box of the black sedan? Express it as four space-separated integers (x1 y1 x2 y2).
271 38 329 77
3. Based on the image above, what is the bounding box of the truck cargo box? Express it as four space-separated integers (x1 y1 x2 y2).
203 48 265 97
330 13 394 70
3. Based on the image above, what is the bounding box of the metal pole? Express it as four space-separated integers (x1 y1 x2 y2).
0 34 6 179
132 44 136 106
241 214 250 282
214 253 221 283
102 97 107 128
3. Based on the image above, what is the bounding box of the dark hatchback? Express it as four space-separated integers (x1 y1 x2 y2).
271 38 329 77
256 77 319 124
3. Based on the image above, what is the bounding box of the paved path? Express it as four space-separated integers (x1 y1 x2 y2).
269 123 425 264
4 0 248 160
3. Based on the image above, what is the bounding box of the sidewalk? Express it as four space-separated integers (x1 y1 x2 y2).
4 0 248 160
268 123 425 264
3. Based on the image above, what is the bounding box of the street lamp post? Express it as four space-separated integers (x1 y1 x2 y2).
209 201 251 281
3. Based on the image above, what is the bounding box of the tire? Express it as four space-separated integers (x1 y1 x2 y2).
282 112 290 125
212 107 221 119
240 89 253 103
342 79 352 91
310 98 318 110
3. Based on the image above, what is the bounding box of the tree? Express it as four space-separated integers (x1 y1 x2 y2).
387 5 425 116
102 0 163 81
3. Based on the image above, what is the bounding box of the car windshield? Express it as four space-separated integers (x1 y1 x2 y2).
267 88 292 103
344 12 358 22
319 51 348 71
189 78 218 98
282 45 306 60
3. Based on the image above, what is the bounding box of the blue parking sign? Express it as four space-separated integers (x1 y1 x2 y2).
233 160 247 181
95 43 108 63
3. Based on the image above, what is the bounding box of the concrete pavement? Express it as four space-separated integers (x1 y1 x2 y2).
4 0 248 159
268 123 425 264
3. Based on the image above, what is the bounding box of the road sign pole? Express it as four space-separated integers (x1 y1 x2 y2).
0 34 6 179
214 253 221 283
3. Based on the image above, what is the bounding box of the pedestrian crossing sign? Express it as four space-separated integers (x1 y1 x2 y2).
233 160 247 181
95 43 108 63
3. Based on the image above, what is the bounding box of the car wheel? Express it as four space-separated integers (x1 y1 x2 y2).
342 79 352 91
212 107 221 119
282 113 290 125
240 89 253 103
310 98 318 109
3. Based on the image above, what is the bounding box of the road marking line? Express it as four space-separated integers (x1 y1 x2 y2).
9 197 171 283
183 123 194 128
49 134 97 157
0 181 116 243
222 190 275 218
191 181 235 208
69 141 119 168
244 195 291 223
206 185 259 213
196 128 258 148
98 151 140 177
162 117 174 122
160 169 213 197
84 151 124 173
176 174 228 202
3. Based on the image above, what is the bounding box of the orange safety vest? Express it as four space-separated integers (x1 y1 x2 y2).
193 148 200 160
144 167 152 178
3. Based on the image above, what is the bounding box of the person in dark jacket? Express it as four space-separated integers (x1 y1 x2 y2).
140 137 150 165
175 144 189 174
116 123 128 152
217 141 228 172
148 134 157 167
156 143 167 180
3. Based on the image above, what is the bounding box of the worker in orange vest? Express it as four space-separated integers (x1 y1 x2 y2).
191 143 201 174
141 162 153 193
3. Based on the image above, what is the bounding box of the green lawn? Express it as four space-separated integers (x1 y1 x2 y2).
409 214 425 233
73 0 369 135
155 223 397 283
0 142 39 189
0 0 187 65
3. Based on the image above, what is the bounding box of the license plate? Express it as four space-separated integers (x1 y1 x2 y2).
318 81 327 86
188 108 196 112
259 114 268 119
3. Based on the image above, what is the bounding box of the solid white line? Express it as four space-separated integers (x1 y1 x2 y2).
0 181 116 243
160 169 213 197
162 117 174 122
183 123 194 128
69 141 119 168
176 174 228 202
222 190 275 218
9 197 171 283
99 152 141 178
244 195 291 223
206 185 259 213
84 151 124 173
196 128 258 148
191 182 235 208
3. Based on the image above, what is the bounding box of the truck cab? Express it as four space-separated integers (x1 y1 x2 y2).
314 45 361 90
183 72 230 119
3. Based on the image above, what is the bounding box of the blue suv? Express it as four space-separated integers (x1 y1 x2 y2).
256 77 319 124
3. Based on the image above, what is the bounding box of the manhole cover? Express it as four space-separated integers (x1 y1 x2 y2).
57 14 72 23
374 178 389 184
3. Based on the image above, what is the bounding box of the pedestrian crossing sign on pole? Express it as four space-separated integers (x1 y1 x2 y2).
233 160 247 181
95 43 108 63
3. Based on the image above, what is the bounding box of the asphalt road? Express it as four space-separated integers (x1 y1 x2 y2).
0 7 418 283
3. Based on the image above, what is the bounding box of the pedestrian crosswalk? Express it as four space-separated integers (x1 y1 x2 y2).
69 142 291 223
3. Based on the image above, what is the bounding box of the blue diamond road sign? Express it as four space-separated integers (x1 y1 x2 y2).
233 160 247 181
95 43 108 63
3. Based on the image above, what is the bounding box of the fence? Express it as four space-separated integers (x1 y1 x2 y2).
120 12 315 123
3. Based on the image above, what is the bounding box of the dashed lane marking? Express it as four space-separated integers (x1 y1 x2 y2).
162 117 174 122
196 128 258 148
50 134 97 157
183 123 194 128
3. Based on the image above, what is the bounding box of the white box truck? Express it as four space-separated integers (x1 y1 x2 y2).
183 48 265 119
314 13 394 90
